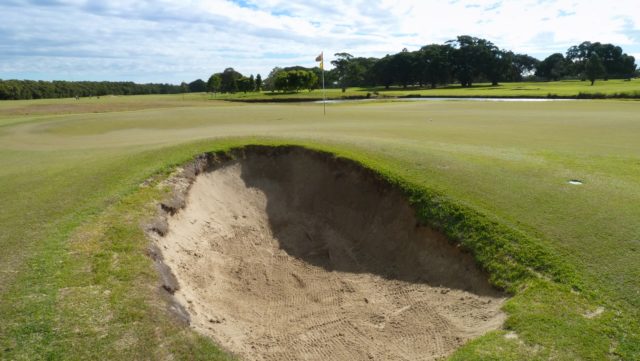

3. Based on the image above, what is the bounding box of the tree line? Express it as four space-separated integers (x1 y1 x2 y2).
0 80 184 100
205 68 263 94
203 36 637 94
537 41 637 85
204 66 321 94
323 36 637 90
2 36 637 100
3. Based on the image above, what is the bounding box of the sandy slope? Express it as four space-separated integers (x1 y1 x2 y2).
154 149 506 360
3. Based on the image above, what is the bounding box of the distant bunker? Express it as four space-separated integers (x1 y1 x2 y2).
151 146 507 361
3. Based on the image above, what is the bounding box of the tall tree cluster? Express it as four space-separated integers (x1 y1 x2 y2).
0 80 182 100
206 68 263 94
566 41 637 80
206 40 637 94
319 36 636 89
536 42 637 83
272 70 318 92
331 53 377 91
261 66 324 92
325 36 547 90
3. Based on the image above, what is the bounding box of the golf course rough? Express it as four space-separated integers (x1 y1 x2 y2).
150 146 507 360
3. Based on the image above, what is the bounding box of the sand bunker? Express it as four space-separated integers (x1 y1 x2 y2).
152 146 506 361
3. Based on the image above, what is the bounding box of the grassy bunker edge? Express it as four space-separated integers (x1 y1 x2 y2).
145 143 634 360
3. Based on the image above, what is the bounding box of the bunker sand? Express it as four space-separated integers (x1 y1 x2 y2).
154 147 506 360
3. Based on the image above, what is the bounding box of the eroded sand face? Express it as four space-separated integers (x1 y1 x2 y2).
154 149 506 361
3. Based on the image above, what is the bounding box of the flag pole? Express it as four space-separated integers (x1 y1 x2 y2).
322 52 326 116
316 51 326 116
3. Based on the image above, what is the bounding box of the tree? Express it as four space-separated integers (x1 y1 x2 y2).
536 53 569 81
188 79 206 92
207 73 222 93
180 82 189 93
248 74 255 92
302 70 319 91
331 56 378 87
566 41 595 76
220 67 242 93
447 35 494 87
508 53 540 81
270 70 318 92
419 44 453 88
271 70 318 92
273 71 289 92
0 79 183 100
263 67 283 92
235 77 249 93
287 70 304 91
389 49 419 88
371 55 394 89
354 57 379 87
566 41 637 79
483 48 510 86
585 54 605 85
330 53 374 90
621 55 637 79
255 74 262 91
331 52 354 92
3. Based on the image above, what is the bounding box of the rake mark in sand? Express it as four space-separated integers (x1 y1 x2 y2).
151 146 507 361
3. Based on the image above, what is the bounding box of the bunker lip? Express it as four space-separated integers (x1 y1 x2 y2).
149 145 507 361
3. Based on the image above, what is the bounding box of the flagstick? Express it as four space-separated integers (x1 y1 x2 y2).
316 51 326 116
322 61 326 116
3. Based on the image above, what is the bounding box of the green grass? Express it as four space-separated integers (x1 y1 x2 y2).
372 79 640 98
209 79 640 100
0 96 639 359
1 79 637 119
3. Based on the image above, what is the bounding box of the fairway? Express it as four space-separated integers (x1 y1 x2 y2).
1 96 639 360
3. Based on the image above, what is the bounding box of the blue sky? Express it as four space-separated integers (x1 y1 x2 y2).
1 0 638 84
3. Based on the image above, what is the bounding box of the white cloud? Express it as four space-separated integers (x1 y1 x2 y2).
0 0 638 83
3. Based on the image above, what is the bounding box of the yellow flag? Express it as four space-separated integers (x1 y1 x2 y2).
315 52 324 70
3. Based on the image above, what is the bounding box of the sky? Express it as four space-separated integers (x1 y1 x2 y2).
1 0 639 84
